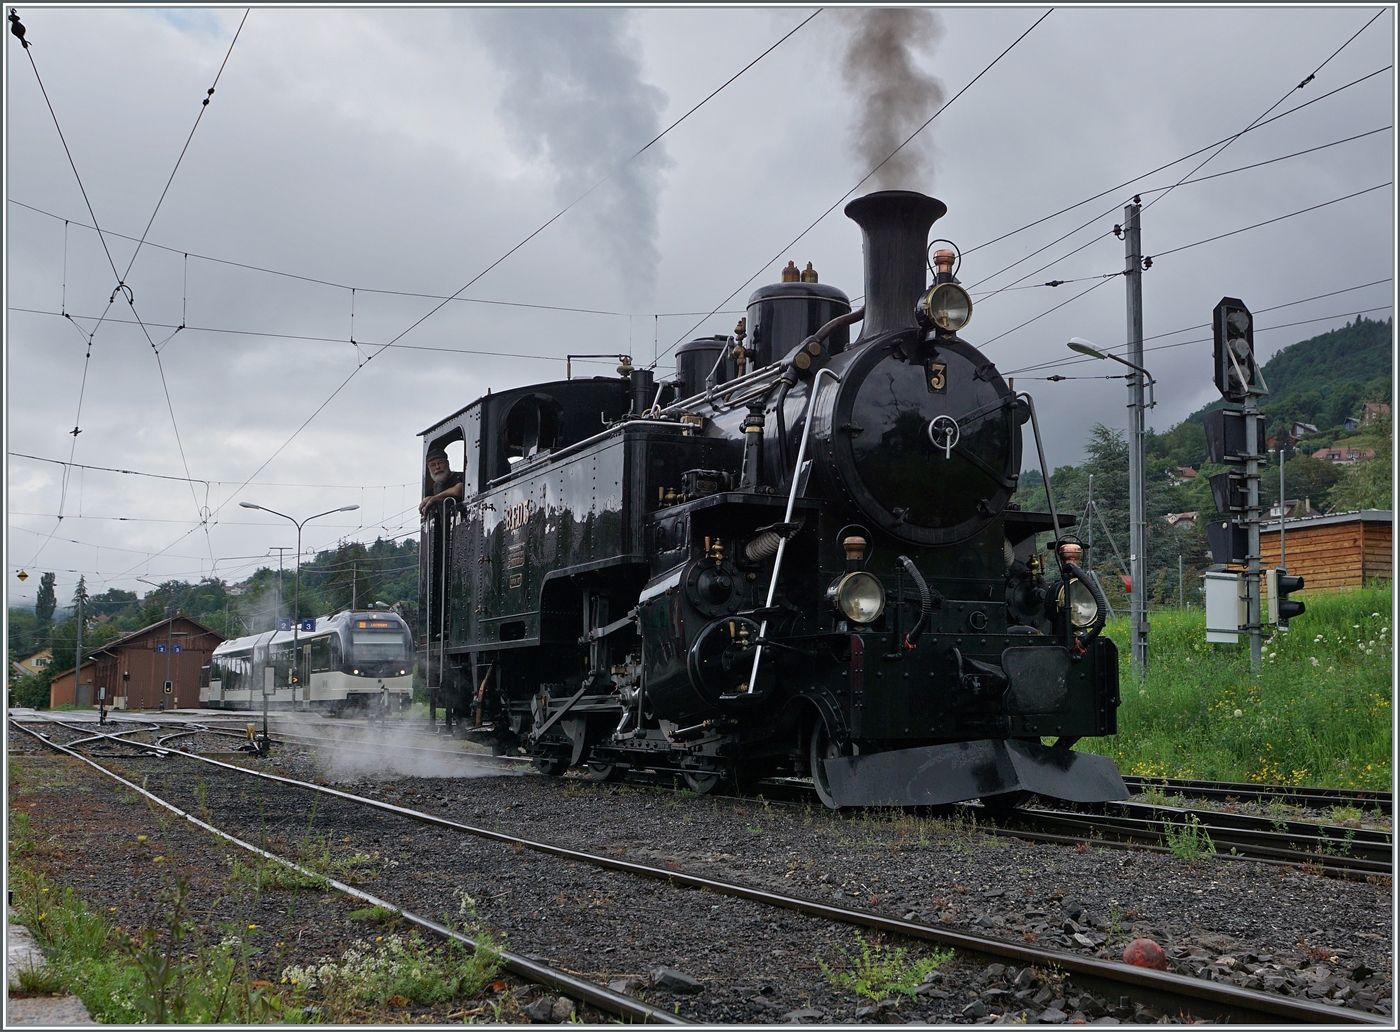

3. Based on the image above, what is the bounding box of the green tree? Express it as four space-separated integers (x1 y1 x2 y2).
35 572 56 628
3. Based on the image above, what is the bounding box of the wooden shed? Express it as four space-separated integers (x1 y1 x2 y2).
49 615 224 710
1259 510 1392 592
47 660 98 708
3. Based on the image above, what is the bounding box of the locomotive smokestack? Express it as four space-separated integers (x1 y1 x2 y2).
844 190 946 340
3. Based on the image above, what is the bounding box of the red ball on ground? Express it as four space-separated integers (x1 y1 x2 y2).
1123 937 1167 970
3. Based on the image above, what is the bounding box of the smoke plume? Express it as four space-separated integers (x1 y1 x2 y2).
837 9 945 191
477 10 671 304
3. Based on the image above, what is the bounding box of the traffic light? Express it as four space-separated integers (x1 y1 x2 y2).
1267 568 1305 628
1213 297 1258 401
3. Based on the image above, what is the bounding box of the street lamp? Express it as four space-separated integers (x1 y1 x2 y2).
238 502 358 743
1066 338 1155 678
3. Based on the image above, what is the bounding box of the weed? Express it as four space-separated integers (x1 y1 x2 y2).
193 781 210 816
229 855 329 893
10 965 66 994
1163 815 1215 861
816 934 953 1001
281 931 501 1016
1330 804 1364 824
349 905 401 926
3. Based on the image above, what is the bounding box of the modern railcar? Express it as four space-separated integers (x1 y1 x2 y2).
203 610 414 714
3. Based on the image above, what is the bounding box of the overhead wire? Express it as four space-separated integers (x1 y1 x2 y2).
960 63 1392 262
650 7 1055 369
9 199 749 320
1140 7 1387 217
8 451 414 490
183 8 822 546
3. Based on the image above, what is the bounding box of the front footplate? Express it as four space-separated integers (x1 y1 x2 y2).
820 739 1128 808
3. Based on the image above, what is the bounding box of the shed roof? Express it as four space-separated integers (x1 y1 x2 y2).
1260 509 1392 532
84 613 223 660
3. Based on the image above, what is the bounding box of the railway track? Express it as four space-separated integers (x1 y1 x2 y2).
15 717 1387 1025
1122 775 1392 815
24 717 1392 879
999 804 1391 880
10 720 684 1026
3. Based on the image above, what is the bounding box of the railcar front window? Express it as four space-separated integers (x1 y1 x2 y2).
351 632 409 662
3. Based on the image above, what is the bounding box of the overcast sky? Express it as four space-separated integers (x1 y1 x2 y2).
5 5 1395 609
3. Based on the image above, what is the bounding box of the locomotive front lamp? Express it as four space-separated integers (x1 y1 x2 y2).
1061 578 1100 630
828 571 886 625
920 282 973 332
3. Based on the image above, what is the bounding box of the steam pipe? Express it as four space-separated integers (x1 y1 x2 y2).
747 366 842 692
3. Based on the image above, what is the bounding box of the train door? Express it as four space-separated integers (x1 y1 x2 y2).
302 643 312 702
253 644 269 703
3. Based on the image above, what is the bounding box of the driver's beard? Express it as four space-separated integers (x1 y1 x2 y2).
431 471 449 486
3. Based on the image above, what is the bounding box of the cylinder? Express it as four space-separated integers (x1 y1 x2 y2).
843 190 947 340
745 281 853 365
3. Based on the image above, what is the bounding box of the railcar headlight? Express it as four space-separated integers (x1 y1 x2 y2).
920 282 973 332
1058 578 1099 629
828 571 886 624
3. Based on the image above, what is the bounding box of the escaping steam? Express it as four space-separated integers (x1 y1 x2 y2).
837 9 945 191
477 9 671 304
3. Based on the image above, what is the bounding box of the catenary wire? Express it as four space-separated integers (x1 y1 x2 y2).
1141 7 1388 217
177 10 820 542
8 451 413 490
965 66 1394 302
979 182 1391 349
1003 277 1393 375
961 63 1391 262
115 10 249 288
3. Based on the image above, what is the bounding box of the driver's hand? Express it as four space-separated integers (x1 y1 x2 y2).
418 495 436 515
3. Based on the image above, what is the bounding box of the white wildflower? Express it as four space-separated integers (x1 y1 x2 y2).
1310 657 1320 667
1233 709 1243 718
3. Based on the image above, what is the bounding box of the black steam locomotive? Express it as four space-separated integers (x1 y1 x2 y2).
418 190 1126 808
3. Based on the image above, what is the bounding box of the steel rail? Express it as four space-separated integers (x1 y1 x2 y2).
1124 775 1392 814
26 720 1385 1025
1021 808 1391 876
10 720 687 1027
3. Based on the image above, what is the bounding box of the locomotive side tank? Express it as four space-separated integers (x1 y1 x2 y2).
419 190 1126 808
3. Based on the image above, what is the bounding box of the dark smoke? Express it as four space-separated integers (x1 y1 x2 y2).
477 10 671 304
838 9 945 191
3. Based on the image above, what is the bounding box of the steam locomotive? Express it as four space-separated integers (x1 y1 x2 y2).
418 190 1126 808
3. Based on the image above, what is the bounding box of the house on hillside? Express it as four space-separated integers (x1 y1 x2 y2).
1164 511 1199 527
1362 402 1390 425
1312 445 1376 465
11 648 52 678
1292 421 1319 440
1170 467 1198 485
1266 498 1323 520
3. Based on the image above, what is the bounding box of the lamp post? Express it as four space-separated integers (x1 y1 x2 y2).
1067 337 1155 677
239 503 358 741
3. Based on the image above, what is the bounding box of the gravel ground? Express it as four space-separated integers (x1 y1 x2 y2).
10 729 1394 1024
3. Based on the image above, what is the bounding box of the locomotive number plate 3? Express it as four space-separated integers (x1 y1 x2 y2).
506 544 526 569
925 359 947 392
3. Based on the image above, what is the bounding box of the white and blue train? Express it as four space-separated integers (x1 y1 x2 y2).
202 610 414 714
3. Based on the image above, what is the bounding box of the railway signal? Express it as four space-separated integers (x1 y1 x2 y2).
1207 296 1270 672
1213 297 1257 401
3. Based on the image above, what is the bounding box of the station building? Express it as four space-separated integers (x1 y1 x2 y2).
48 615 224 710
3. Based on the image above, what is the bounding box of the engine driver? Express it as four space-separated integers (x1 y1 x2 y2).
419 447 465 515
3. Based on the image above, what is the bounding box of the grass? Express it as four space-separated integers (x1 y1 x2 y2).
1087 586 1391 789
817 934 953 1001
1162 814 1216 861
